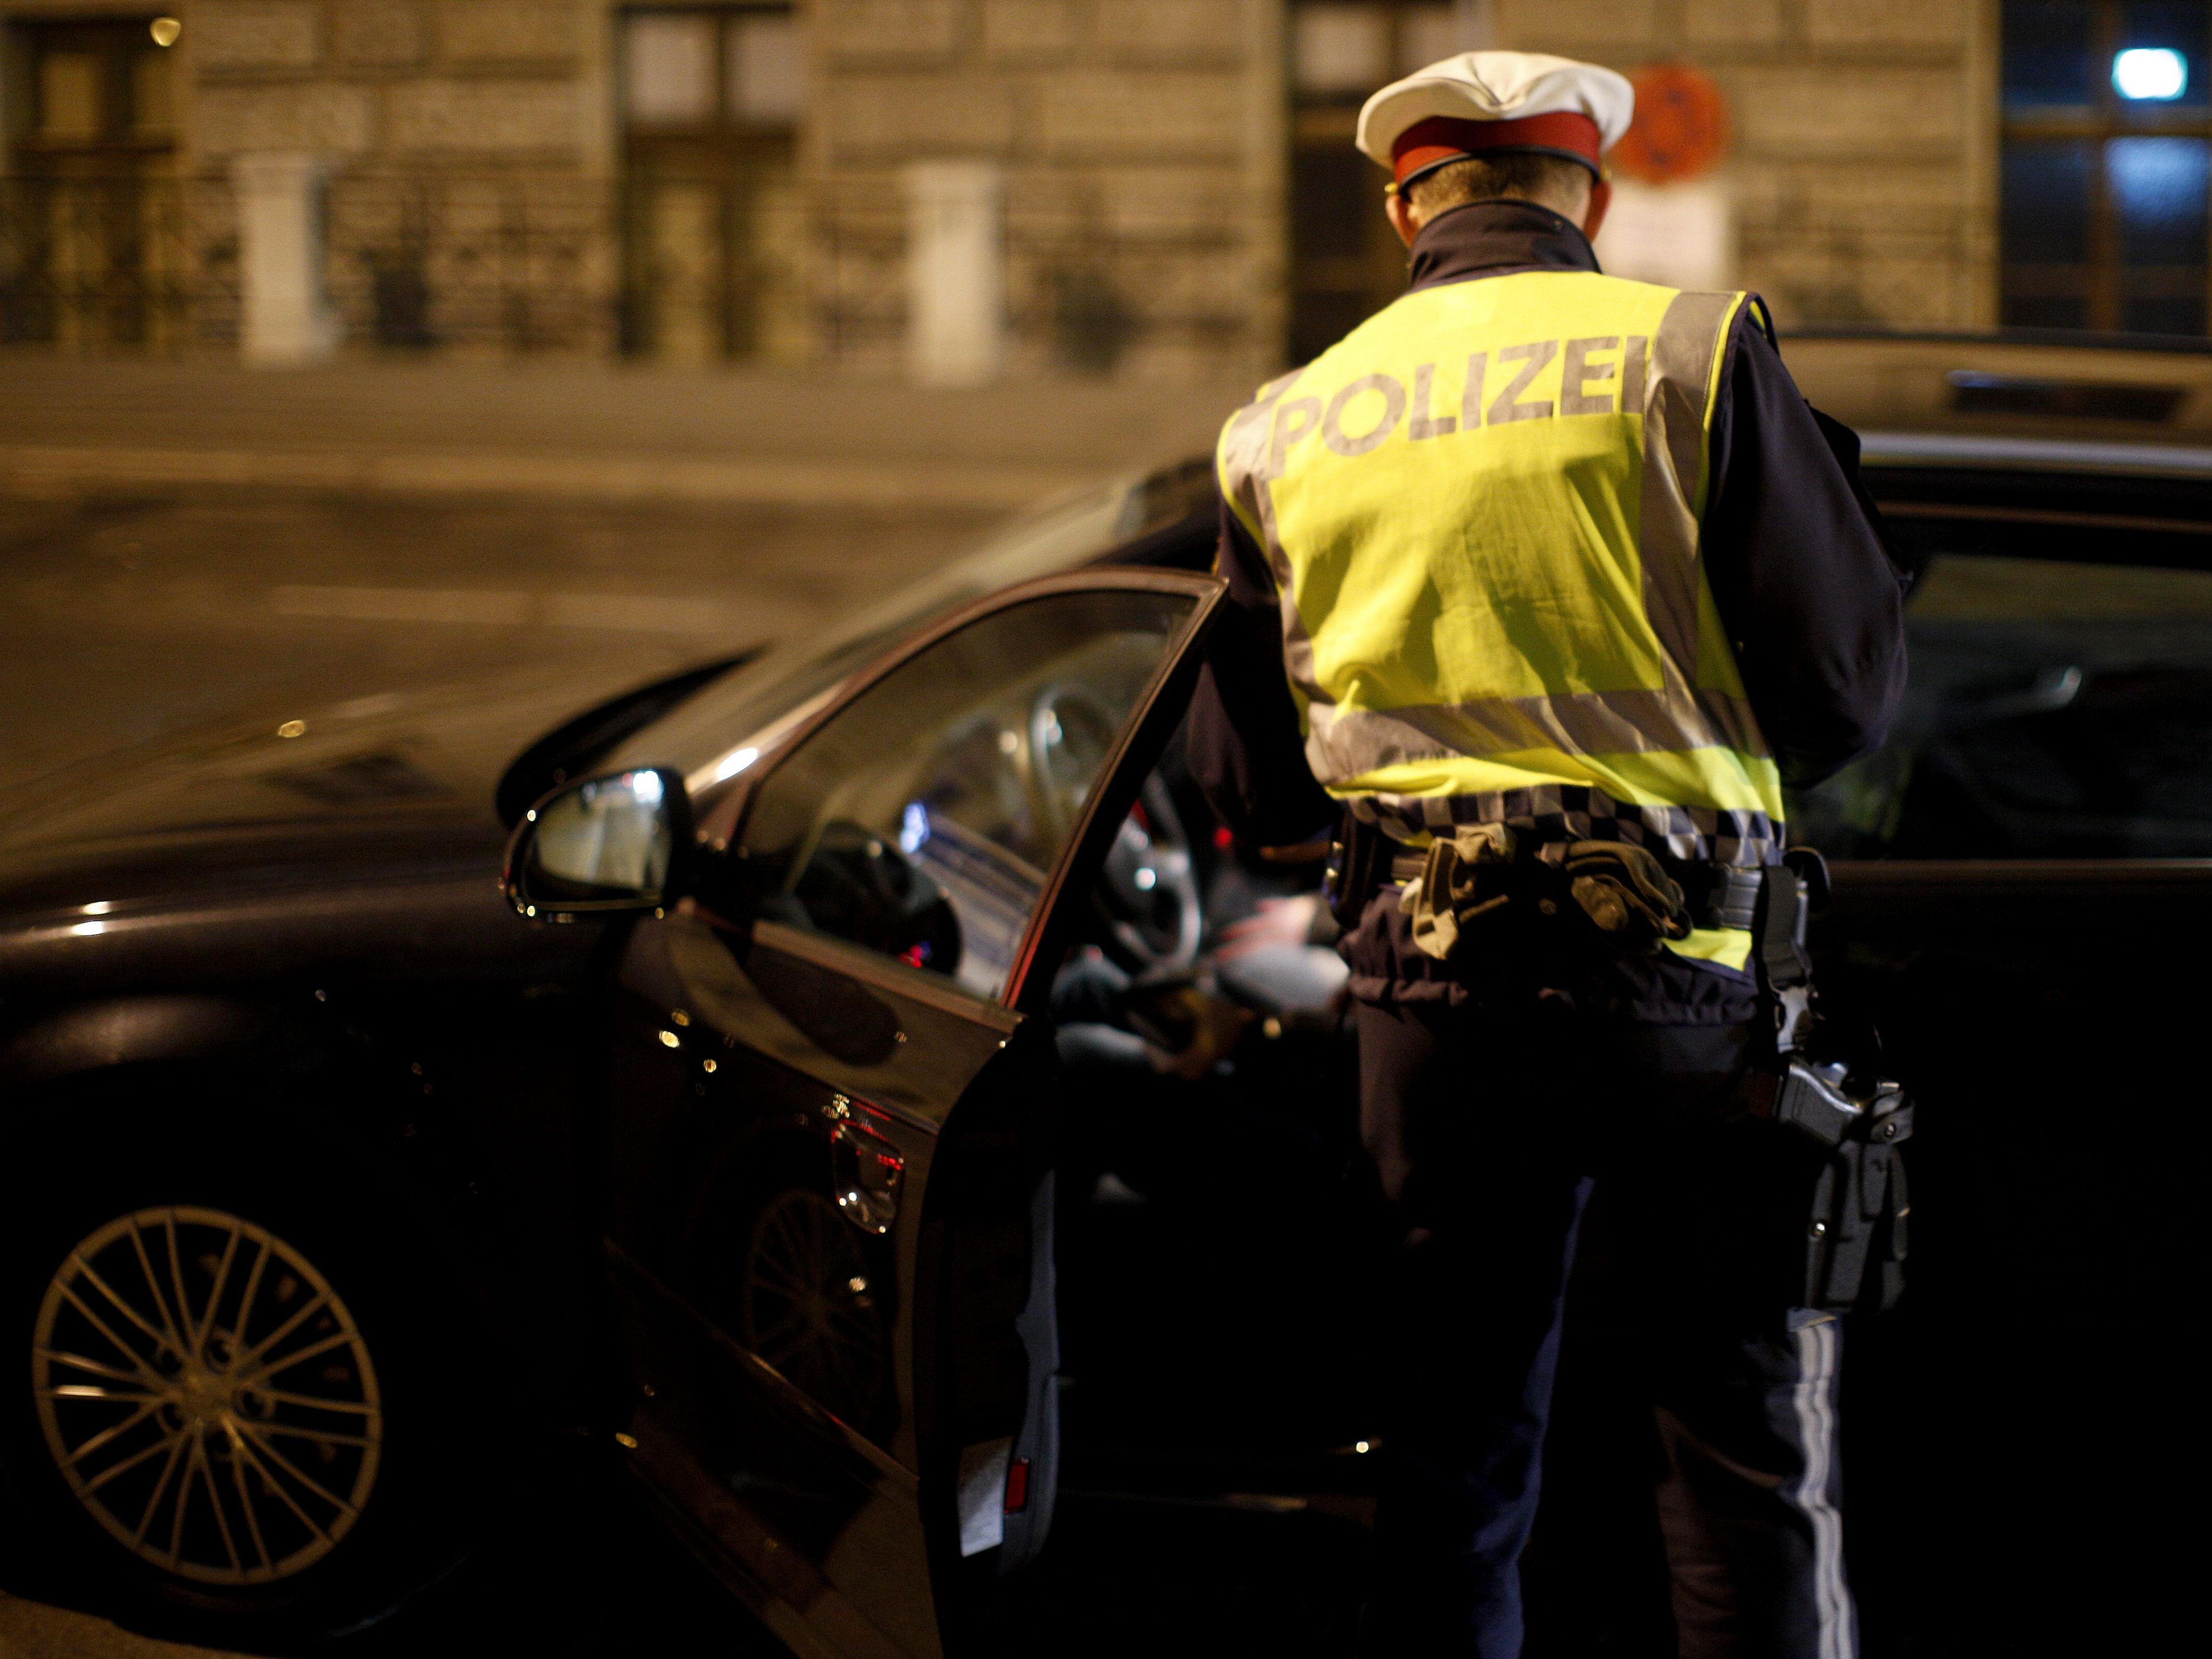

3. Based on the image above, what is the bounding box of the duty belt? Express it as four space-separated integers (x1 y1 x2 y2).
1325 809 1762 937
1377 845 1760 931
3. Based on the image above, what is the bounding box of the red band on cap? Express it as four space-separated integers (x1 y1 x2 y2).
1390 112 1604 185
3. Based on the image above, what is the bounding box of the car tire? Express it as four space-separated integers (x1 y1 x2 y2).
0 1090 500 1648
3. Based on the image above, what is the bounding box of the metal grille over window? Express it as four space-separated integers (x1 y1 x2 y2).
619 4 806 365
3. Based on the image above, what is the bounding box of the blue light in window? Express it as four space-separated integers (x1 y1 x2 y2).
2115 47 2188 101
899 800 931 855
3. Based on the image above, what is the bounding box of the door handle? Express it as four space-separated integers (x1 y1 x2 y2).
830 1118 904 1235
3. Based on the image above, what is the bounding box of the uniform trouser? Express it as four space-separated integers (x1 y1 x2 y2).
1353 997 1854 1659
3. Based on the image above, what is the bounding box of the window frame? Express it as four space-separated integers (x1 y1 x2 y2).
696 568 1226 1010
2001 0 2212 333
1817 460 2212 864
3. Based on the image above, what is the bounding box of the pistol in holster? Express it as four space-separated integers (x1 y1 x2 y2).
1752 850 1913 1316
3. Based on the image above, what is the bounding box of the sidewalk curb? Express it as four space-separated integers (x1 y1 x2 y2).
0 444 1086 512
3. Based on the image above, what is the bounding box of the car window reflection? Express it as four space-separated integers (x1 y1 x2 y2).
738 589 1196 999
1791 547 2212 858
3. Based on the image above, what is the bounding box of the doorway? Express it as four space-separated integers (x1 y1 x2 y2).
619 5 806 364
2 14 184 348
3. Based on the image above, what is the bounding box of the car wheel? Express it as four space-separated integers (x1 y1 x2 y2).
32 1205 383 1591
1 1137 495 1647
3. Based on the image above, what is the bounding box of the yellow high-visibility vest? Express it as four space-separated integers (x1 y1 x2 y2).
1219 271 1780 825
1218 271 1784 967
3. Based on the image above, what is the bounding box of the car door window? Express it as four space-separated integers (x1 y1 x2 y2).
737 587 1200 998
1791 545 2212 858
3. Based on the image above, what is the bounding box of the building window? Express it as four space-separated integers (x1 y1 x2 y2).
619 5 807 363
1288 2 1484 363
2002 0 2212 335
2 17 182 349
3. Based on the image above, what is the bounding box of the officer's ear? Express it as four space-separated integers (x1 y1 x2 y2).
1582 178 1612 244
1386 187 1420 250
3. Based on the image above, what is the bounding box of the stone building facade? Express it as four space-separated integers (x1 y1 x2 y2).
1501 0 1997 333
0 0 2004 381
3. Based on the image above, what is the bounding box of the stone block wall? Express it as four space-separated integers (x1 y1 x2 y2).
1497 0 1996 330
810 0 1284 385
174 0 617 354
0 0 2001 365
180 0 603 169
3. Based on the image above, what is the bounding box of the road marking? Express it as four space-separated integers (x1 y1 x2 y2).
270 585 747 634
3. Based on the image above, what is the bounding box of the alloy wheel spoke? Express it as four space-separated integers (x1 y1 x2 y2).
53 1280 165 1388
234 1291 331 1376
230 1238 271 1356
63 1262 171 1370
166 1428 194 1572
37 1346 152 1387
122 1221 186 1356
234 1424 357 1520
130 1435 188 1549
188 1436 242 1574
241 1327 355 1386
159 1213 198 1364
43 1382 156 1402
84 1425 183 1495
222 1424 275 1575
61 1396 164 1468
192 1223 242 1357
256 1421 375 1451
244 1388 378 1416
229 1433 333 1549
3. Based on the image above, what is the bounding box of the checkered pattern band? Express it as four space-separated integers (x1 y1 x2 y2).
1347 786 1784 871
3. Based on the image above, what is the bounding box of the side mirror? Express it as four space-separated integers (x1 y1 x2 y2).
504 767 693 921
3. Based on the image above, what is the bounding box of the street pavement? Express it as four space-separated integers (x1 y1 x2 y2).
0 355 1246 797
0 486 1000 796
0 355 1249 1657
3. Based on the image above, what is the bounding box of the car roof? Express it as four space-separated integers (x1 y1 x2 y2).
1784 331 2212 461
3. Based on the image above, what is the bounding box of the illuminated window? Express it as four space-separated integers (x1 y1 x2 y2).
2002 0 2212 334
728 11 804 123
625 13 718 125
1294 6 1390 93
623 6 804 128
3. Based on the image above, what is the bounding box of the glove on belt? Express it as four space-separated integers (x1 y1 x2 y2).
1400 822 1518 961
1562 840 1692 945
1398 827 1693 960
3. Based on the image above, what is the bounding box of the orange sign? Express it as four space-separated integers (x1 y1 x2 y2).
1612 63 1729 184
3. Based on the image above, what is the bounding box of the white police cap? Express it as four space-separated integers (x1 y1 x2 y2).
1357 51 1635 189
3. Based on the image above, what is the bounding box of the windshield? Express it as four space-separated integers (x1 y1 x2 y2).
615 464 1207 796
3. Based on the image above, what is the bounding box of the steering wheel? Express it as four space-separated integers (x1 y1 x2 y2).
1094 773 1204 971
1030 681 1203 971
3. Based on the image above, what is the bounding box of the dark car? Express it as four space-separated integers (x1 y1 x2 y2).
2 336 2207 1657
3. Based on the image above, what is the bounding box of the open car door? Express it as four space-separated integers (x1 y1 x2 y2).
599 570 1223 1658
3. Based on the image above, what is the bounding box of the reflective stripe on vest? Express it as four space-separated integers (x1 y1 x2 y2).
1217 271 1786 855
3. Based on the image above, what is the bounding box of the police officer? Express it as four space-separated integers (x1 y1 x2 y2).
1188 51 1908 1659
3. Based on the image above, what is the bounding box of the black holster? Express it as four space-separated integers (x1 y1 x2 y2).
1755 852 1913 1316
